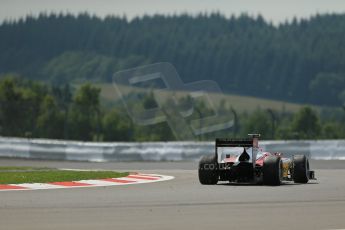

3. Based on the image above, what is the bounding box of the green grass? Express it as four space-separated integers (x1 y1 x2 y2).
91 83 322 113
0 167 128 184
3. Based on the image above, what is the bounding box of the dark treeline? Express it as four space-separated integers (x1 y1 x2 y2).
0 76 174 141
1 13 345 106
0 77 344 141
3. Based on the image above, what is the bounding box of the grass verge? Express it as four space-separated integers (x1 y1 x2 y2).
0 166 128 184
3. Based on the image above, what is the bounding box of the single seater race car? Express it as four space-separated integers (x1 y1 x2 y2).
198 134 315 185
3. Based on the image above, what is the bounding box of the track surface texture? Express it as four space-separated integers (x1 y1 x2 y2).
0 159 344 230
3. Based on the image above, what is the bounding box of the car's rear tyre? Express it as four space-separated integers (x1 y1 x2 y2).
198 155 219 185
293 155 309 183
263 155 283 186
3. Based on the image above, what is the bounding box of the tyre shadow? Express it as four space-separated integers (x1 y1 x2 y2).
216 182 319 187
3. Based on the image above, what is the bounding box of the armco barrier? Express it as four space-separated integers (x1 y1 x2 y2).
0 137 344 161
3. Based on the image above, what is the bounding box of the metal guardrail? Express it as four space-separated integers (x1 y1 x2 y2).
0 137 344 162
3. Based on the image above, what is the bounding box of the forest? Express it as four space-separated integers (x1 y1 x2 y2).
0 13 345 107
0 76 344 141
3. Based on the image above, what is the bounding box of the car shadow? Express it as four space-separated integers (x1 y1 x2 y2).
216 181 319 187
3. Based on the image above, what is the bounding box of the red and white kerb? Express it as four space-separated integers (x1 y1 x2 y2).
0 173 174 191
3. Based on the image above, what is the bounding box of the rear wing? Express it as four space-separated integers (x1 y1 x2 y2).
216 134 260 147
215 138 253 147
215 134 260 164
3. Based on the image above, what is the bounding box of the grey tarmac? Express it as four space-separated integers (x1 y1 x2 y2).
0 159 345 230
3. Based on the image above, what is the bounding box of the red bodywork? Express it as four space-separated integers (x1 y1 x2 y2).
224 152 281 167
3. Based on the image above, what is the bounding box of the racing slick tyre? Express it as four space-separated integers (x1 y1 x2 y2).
293 155 309 183
199 155 219 185
263 156 283 186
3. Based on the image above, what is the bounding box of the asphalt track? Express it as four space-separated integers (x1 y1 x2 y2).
0 159 345 230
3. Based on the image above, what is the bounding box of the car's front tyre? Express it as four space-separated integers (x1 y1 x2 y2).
293 155 309 183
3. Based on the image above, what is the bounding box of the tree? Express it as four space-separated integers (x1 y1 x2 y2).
243 109 272 139
36 95 64 139
0 76 47 137
309 73 345 106
0 77 26 136
133 122 174 141
102 109 133 141
68 84 101 141
291 107 321 139
321 122 344 139
2 13 345 106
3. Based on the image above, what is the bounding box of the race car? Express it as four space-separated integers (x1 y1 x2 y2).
198 134 315 185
